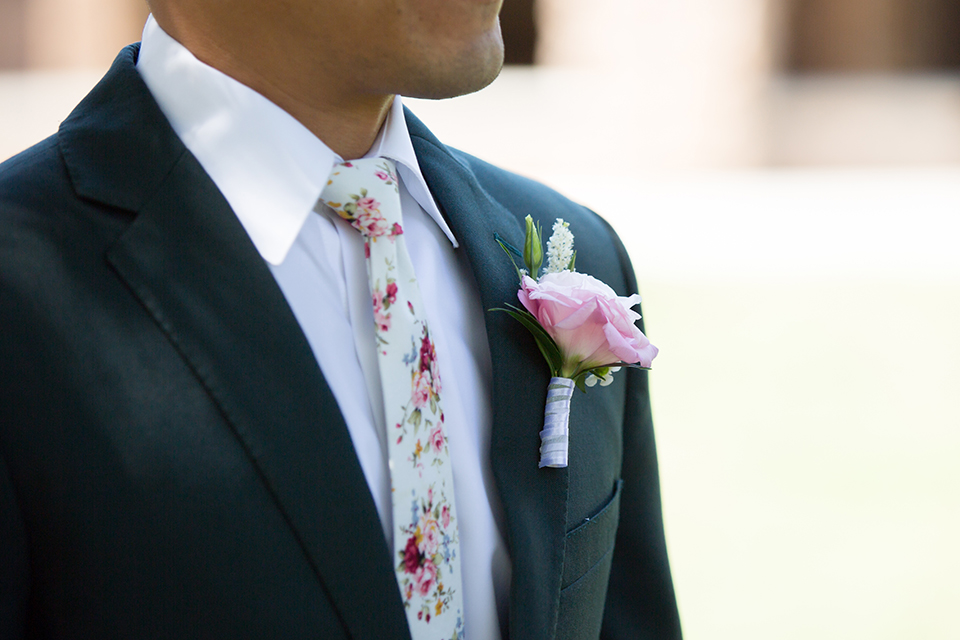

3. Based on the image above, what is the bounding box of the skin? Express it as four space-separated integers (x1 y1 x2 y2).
148 0 505 159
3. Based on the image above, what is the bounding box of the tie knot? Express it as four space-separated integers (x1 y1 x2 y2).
319 158 403 238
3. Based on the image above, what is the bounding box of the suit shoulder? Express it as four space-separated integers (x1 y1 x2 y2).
0 134 65 189
0 131 126 286
0 134 74 215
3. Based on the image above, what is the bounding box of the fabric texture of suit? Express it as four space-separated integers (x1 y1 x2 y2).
0 45 681 639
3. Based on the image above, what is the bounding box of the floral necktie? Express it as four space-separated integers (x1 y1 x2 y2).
319 159 465 640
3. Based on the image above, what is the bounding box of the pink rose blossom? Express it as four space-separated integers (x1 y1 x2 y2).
414 560 437 596
356 196 379 213
374 309 391 333
375 170 390 181
429 424 445 453
412 371 432 409
386 281 398 305
354 210 389 237
441 505 451 528
518 271 658 375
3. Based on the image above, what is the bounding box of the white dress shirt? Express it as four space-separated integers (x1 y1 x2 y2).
137 15 510 639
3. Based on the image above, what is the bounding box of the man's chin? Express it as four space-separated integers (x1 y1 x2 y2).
401 32 505 101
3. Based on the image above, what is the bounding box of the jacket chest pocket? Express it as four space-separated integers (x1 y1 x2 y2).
557 479 623 640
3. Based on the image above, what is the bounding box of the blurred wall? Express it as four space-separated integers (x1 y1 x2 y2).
3 0 960 168
534 0 778 168
0 0 147 69
529 0 960 168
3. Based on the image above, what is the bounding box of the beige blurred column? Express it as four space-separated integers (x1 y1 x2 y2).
535 0 780 169
1 0 28 68
788 0 902 70
23 0 149 69
788 0 960 71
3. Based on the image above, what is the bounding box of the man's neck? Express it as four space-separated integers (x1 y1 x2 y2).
219 64 394 160
150 8 393 159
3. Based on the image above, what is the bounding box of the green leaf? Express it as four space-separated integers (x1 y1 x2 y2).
614 362 653 372
494 232 523 260
592 366 610 379
567 250 577 272
495 236 525 283
573 372 588 393
491 304 564 375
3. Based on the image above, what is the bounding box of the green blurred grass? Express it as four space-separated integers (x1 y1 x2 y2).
644 278 960 640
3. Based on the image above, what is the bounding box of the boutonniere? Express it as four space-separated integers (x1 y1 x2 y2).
494 216 659 468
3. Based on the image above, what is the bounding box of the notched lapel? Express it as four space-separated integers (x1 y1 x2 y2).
409 111 569 640
60 46 411 640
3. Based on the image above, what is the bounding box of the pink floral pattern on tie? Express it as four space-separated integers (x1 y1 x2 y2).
397 483 460 625
395 326 446 461
324 160 401 240
372 278 398 340
319 158 464 640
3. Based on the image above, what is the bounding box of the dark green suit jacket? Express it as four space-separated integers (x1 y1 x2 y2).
0 45 681 639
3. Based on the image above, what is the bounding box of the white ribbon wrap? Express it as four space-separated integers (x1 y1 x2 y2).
539 377 575 468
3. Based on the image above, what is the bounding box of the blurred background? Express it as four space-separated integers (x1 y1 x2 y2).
2 0 959 637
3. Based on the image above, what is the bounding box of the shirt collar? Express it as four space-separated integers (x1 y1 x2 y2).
370 100 459 250
136 15 455 265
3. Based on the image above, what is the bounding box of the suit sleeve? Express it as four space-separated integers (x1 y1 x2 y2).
597 218 683 640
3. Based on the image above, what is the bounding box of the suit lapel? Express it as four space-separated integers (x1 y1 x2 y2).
408 111 569 640
60 46 410 640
